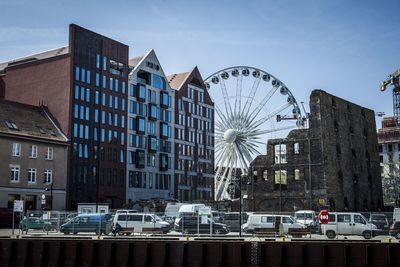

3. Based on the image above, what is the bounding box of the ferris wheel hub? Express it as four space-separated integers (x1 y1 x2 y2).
224 128 237 144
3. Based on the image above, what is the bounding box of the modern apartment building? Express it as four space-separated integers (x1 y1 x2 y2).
168 67 215 201
0 100 68 210
248 90 383 212
378 116 400 207
0 24 129 209
126 50 175 202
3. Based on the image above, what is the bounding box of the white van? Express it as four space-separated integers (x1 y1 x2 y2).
320 212 377 239
393 208 400 222
113 212 170 234
242 214 306 234
294 210 316 227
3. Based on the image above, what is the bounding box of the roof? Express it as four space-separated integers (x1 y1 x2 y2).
0 46 69 72
0 100 68 143
167 72 190 90
128 56 144 68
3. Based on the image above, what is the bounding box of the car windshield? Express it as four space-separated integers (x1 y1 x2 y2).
154 215 162 222
296 213 313 220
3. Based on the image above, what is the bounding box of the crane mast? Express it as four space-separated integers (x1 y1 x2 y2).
380 69 400 121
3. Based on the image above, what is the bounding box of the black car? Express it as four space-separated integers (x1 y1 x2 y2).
389 221 400 239
369 214 389 231
176 216 229 235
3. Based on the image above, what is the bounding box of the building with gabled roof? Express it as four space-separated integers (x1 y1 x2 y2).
126 49 175 202
0 99 68 210
167 67 215 201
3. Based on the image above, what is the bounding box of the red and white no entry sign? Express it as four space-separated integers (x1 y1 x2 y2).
318 210 329 224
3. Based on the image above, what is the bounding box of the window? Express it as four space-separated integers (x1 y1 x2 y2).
274 144 287 164
96 54 101 69
12 143 21 157
138 84 146 101
10 165 20 182
74 85 79 99
110 77 114 90
86 70 91 84
160 122 170 138
152 74 166 90
45 147 53 160
121 98 126 111
294 169 301 180
274 170 287 184
160 91 170 108
263 170 268 181
114 96 119 109
337 214 351 223
28 168 36 183
137 117 145 134
354 215 366 224
75 67 80 80
44 169 52 184
29 145 37 158
103 56 107 71
149 104 158 120
294 143 299 154
122 81 126 94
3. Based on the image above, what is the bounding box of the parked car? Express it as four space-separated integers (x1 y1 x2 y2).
59 213 112 235
113 212 170 234
369 214 389 230
220 212 249 232
19 217 53 231
242 214 306 234
320 212 377 239
389 221 400 239
176 216 229 235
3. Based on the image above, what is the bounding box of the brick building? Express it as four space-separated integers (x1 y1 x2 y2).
248 90 383 212
0 100 68 210
168 67 215 201
0 24 129 209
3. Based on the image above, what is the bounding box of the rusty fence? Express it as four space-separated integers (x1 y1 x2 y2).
0 238 399 267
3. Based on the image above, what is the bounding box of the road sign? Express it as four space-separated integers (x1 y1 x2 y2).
318 210 329 224
13 200 24 212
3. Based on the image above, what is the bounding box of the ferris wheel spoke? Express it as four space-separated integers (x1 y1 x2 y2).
234 74 243 118
246 85 279 125
241 76 261 120
248 102 292 131
219 77 234 121
214 104 233 129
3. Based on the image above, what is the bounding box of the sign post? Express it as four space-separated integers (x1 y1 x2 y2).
318 210 329 236
13 200 24 236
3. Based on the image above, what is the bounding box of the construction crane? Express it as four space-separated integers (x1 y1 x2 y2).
380 69 400 121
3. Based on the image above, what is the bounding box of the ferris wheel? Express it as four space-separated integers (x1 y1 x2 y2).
204 66 304 200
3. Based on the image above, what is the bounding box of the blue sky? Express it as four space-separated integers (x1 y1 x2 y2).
1 0 399 124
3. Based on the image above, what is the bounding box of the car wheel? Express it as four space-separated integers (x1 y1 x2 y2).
326 230 336 239
215 229 221 234
363 231 372 240
63 231 70 235
73 232 77 235
118 232 124 236
95 230 101 235
43 225 51 232
396 232 400 240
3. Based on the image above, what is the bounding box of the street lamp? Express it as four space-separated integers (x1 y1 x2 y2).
44 182 53 210
228 173 244 237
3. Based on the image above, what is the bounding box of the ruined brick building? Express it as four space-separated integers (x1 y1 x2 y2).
247 90 383 212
